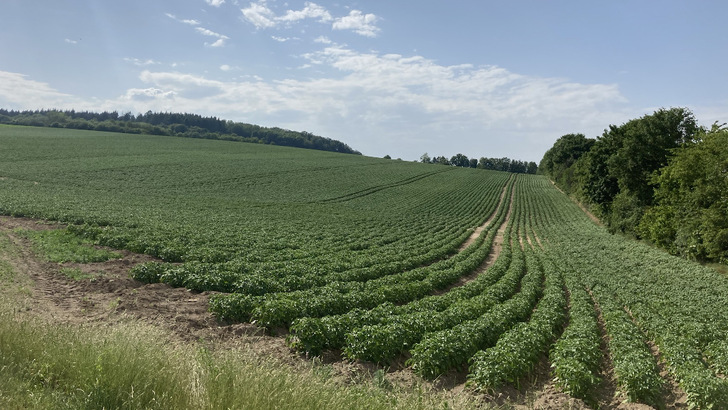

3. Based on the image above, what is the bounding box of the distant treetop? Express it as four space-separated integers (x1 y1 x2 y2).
0 109 361 155
421 152 538 174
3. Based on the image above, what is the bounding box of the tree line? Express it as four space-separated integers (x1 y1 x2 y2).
540 107 727 263
0 109 361 155
418 152 538 174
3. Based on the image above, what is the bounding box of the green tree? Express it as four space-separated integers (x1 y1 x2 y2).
574 107 698 233
450 153 470 167
539 133 594 193
639 123 728 261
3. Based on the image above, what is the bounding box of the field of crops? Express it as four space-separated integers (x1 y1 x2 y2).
2 125 727 408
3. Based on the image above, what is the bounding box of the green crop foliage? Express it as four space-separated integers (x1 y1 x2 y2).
2 125 728 407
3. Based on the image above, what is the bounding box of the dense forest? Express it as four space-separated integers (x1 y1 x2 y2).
418 152 538 174
540 107 727 263
0 109 361 155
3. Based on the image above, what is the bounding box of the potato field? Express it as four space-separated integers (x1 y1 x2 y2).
1 125 727 408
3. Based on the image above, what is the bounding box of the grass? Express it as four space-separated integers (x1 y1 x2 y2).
0 307 478 410
59 267 97 281
16 228 121 263
706 262 728 276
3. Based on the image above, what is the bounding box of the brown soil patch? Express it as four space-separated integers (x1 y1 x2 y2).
0 217 275 353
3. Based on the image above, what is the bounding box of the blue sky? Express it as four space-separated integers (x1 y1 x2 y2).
1 0 726 162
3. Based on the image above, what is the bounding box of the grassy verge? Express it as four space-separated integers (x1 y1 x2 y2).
0 306 478 410
16 228 121 263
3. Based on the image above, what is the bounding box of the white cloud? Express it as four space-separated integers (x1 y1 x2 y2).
0 46 632 161
64 38 78 45
139 70 223 90
240 2 380 37
205 0 225 7
278 2 332 23
100 47 627 160
240 1 276 29
314 36 332 44
123 87 177 101
166 12 229 46
271 35 300 42
332 10 380 37
195 27 230 40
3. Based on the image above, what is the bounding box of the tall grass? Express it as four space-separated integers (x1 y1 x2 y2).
0 306 475 409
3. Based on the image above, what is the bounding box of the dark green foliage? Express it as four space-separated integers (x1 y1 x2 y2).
423 154 538 174
407 247 543 378
539 107 727 263
539 133 594 193
639 124 728 262
0 108 361 155
584 108 698 231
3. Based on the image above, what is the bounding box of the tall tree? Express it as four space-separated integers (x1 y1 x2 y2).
539 133 594 193
639 123 728 261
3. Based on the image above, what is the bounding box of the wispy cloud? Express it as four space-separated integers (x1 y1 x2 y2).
64 38 78 45
166 12 230 47
239 1 381 37
123 87 177 101
0 71 82 109
165 13 200 26
205 0 225 7
124 57 161 66
314 36 332 44
271 35 300 42
99 47 627 159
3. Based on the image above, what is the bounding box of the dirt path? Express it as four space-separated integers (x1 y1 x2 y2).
458 175 513 251
436 176 516 294
549 179 602 225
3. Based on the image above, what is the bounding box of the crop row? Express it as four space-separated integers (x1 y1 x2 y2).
209 176 516 326
407 244 544 379
548 263 602 400
522 175 728 407
288 231 515 355
467 252 566 390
